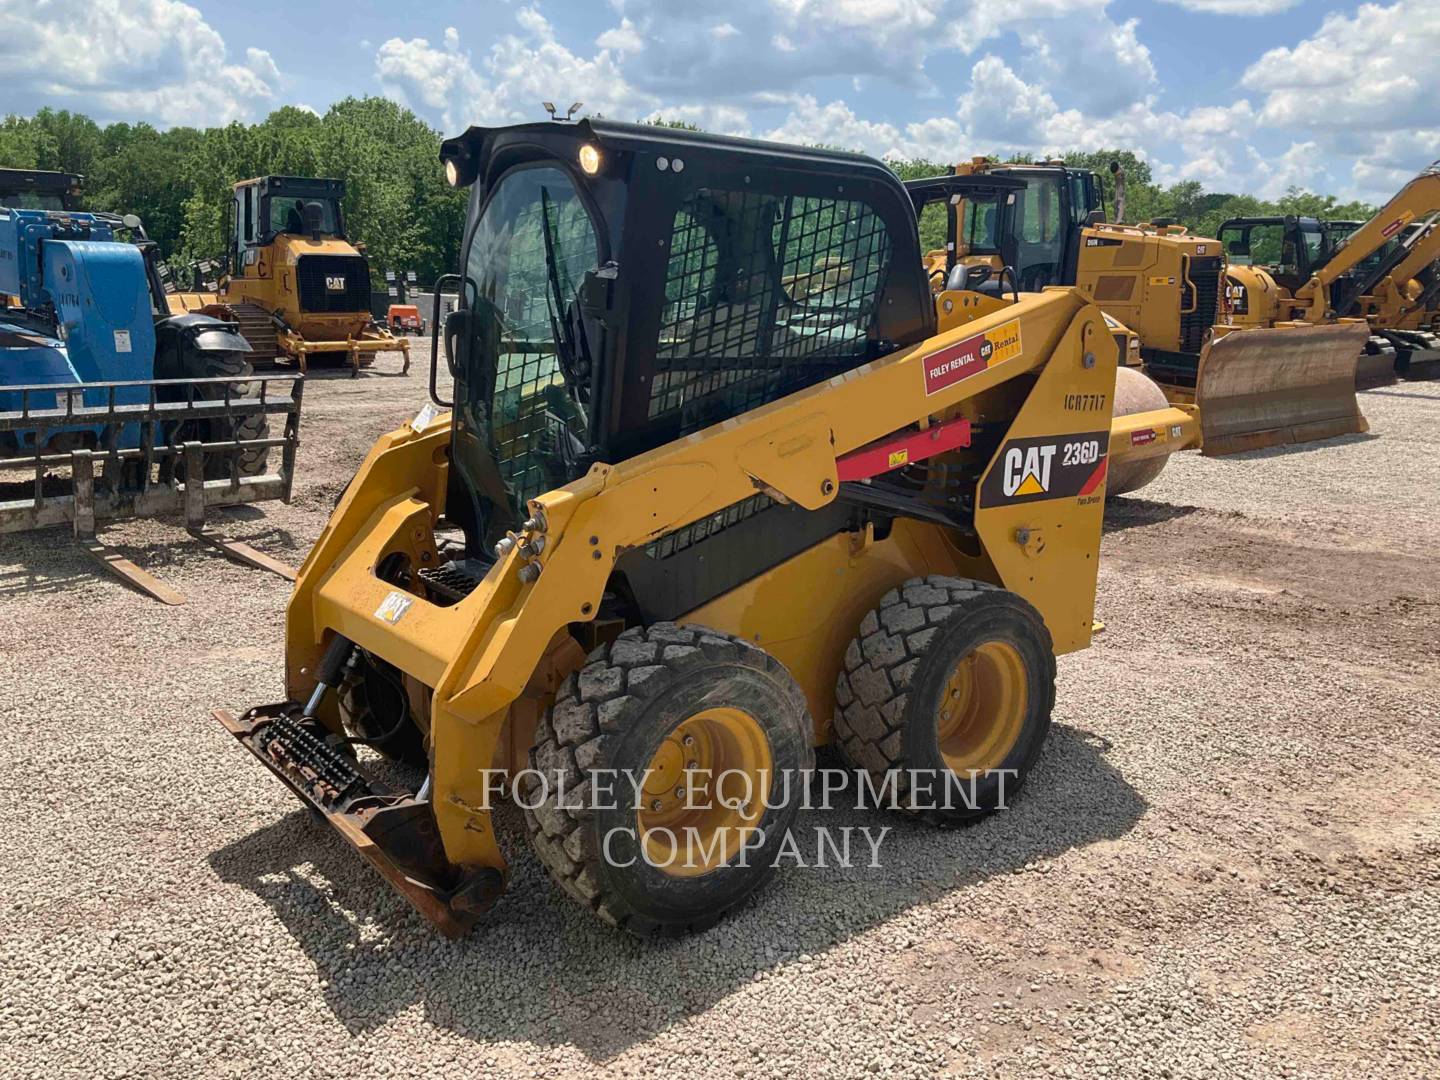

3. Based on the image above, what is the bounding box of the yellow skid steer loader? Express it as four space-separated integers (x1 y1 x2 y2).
212 123 1315 938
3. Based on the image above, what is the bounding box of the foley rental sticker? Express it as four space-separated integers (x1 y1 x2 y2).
923 318 1023 395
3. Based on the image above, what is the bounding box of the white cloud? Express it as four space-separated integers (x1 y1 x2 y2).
1157 0 1300 11
1242 0 1440 132
0 0 280 125
376 8 654 132
596 18 644 53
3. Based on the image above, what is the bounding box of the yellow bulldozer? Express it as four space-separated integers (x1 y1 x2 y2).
170 176 409 376
920 161 1368 492
1218 164 1440 382
212 122 1362 939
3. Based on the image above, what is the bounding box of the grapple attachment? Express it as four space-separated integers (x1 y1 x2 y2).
1194 322 1370 456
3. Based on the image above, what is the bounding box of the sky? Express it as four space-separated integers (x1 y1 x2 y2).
1 0 1436 202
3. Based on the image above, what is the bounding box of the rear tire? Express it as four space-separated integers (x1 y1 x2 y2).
833 576 1055 825
523 624 813 938
191 349 269 479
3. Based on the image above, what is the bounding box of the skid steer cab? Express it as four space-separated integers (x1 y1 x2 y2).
217 120 1140 938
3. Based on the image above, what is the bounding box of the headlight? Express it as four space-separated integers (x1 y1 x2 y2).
444 158 460 187
578 144 601 175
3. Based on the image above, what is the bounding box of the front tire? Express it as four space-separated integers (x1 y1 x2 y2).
833 576 1055 824
523 624 814 938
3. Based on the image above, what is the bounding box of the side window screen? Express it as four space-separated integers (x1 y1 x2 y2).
652 189 892 435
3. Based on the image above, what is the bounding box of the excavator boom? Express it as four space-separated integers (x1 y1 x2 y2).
1297 161 1440 320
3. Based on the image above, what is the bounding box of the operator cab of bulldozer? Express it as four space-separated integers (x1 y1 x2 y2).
969 164 1104 290
229 176 347 270
435 119 935 568
1216 216 1327 293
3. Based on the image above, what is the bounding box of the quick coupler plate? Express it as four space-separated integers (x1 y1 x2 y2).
214 704 504 937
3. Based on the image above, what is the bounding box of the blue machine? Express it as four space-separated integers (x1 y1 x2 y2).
0 208 157 443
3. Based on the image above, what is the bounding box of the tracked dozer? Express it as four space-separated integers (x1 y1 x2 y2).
1220 174 1440 382
215 121 1217 938
938 160 1367 485
170 176 408 376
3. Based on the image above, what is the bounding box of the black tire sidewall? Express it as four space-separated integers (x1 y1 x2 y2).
584 662 809 926
901 593 1053 818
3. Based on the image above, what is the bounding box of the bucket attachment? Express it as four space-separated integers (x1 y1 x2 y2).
1193 322 1370 456
1384 327 1440 380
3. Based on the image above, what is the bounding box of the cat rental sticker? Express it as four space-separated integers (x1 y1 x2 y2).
923 319 1023 395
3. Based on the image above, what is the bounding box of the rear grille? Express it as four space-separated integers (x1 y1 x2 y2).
1180 256 1222 355
296 255 372 314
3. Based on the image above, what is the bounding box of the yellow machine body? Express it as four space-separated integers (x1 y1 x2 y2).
212 125 1362 939
169 176 408 374
222 284 1146 932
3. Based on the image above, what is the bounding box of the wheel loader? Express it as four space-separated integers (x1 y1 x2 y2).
169 176 409 376
213 122 1280 939
919 163 1368 492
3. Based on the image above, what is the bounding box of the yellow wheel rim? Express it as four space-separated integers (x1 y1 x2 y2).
636 707 773 878
936 641 1027 774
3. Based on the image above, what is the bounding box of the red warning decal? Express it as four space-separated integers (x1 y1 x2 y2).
1131 428 1157 446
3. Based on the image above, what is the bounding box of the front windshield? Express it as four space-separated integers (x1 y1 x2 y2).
0 191 66 211
456 165 596 535
269 197 341 236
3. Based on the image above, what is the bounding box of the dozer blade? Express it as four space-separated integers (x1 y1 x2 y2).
1194 322 1370 456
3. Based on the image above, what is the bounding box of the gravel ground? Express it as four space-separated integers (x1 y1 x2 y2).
1 356 1436 1079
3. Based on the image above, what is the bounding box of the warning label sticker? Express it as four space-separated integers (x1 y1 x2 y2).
923 318 1023 395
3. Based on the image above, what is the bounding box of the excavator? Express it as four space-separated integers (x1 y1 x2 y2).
170 176 409 376
1218 168 1440 381
212 121 1359 940
927 159 1367 490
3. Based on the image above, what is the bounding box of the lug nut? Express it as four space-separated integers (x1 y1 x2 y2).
674 787 685 799
650 799 662 812
517 562 542 584
494 536 516 558
687 760 697 770
523 513 547 533
682 734 695 747
519 536 546 558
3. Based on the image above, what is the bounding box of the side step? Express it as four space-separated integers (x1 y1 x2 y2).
215 705 505 936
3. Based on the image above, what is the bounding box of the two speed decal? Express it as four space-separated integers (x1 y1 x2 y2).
979 432 1109 507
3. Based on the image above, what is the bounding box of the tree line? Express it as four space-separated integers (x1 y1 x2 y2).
2 101 1375 281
